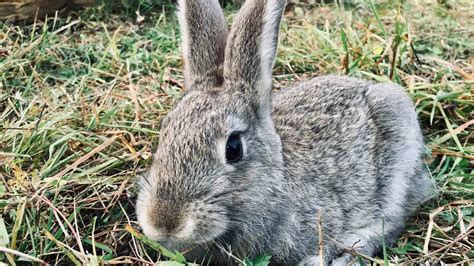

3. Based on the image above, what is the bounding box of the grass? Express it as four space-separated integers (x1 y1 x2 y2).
0 0 472 264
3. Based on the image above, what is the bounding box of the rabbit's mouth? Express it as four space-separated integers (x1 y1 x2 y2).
138 215 228 244
136 198 230 246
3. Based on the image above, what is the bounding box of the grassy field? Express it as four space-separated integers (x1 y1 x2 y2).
0 0 473 264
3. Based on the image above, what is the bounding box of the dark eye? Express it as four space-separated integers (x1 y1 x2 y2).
226 133 243 163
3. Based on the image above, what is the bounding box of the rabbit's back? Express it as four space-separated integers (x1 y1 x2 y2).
271 75 432 259
273 75 381 192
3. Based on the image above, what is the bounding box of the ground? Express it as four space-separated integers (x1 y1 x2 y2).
0 0 472 265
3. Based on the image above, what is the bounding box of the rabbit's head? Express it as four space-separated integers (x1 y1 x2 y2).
136 0 288 248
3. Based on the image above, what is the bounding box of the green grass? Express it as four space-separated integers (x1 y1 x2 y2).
0 0 473 264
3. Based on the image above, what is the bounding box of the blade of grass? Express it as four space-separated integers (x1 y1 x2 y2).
368 0 387 38
125 224 186 264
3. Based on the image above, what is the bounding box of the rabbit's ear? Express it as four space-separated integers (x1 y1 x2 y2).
223 0 286 116
177 0 228 89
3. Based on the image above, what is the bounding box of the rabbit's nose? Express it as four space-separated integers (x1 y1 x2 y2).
149 199 187 236
154 214 181 235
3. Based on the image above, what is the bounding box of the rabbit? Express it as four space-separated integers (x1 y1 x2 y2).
135 0 434 265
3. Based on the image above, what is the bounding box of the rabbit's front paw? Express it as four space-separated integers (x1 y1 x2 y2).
298 254 357 266
331 253 354 266
298 255 321 266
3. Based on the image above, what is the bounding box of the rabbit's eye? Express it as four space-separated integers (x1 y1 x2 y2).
226 133 243 163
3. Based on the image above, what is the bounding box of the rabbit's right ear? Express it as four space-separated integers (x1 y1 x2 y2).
223 0 286 122
177 0 228 90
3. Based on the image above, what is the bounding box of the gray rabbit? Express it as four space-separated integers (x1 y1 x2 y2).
136 0 434 265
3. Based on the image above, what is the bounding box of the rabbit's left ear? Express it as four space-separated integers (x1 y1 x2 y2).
223 0 286 118
177 0 228 90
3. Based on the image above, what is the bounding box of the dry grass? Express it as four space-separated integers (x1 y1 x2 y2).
0 0 472 264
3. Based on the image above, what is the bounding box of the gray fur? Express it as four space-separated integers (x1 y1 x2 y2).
177 0 228 89
136 0 434 265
